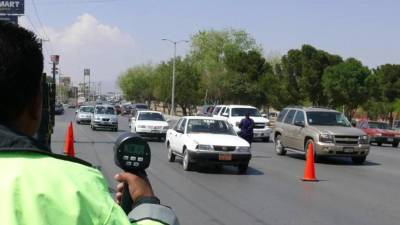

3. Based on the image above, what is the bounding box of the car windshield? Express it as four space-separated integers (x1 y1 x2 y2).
95 106 115 115
369 122 390 129
231 108 261 117
135 104 148 109
138 112 165 121
306 111 351 127
187 119 236 135
80 107 94 113
212 107 222 115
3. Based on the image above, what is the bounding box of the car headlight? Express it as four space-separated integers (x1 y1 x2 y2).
395 134 400 138
111 117 118 122
358 135 369 144
138 125 146 129
94 117 101 121
374 133 382 137
237 146 250 152
319 134 334 143
163 126 169 130
197 144 213 151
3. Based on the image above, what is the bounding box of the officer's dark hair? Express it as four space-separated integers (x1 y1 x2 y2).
0 21 44 122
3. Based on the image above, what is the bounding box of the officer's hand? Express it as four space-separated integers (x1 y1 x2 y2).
114 172 155 204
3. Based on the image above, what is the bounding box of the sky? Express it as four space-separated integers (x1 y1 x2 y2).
17 0 400 93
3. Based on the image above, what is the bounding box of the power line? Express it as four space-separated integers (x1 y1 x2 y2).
31 0 54 54
24 15 50 57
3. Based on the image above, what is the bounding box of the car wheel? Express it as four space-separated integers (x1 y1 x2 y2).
274 135 286 155
305 139 319 163
238 163 248 174
377 142 382 146
183 150 193 171
167 144 175 162
392 142 399 148
263 136 270 142
352 156 366 164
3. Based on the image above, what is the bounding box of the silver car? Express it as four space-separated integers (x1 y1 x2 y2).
274 107 369 164
75 105 94 124
91 105 118 131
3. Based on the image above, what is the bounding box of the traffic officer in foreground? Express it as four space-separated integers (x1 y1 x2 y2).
0 22 179 225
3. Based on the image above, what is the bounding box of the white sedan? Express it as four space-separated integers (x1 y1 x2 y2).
130 110 169 141
166 116 251 173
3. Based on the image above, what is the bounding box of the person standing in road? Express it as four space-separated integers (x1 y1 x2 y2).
0 22 179 225
239 112 255 145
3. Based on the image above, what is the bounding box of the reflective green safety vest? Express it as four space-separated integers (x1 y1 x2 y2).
0 151 178 225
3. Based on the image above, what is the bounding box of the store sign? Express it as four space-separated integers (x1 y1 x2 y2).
0 1 24 14
0 15 17 24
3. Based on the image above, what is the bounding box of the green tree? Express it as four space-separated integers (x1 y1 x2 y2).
322 58 370 119
280 45 343 106
118 64 155 103
366 64 400 124
223 50 273 107
190 29 262 104
152 57 201 115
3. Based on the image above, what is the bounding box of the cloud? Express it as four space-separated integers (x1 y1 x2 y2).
20 14 136 93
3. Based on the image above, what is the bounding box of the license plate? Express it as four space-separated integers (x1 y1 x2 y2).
219 153 232 161
343 147 354 153
387 138 393 142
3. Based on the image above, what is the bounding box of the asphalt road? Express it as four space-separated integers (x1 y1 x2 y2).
51 109 400 225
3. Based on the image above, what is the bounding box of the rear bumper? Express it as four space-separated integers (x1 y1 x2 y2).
315 142 369 157
187 150 251 165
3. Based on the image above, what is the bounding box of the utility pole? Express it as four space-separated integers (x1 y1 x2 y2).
84 68 90 101
162 38 188 116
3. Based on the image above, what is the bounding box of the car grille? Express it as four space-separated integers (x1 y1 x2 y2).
254 123 266 129
102 118 110 121
213 146 236 152
334 135 359 145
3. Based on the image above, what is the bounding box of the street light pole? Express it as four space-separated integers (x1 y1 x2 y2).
162 38 188 116
171 42 176 116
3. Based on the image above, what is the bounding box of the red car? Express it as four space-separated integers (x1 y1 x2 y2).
357 120 400 147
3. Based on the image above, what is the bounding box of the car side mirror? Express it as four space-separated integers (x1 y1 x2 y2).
261 113 267 118
294 120 305 127
222 113 229 117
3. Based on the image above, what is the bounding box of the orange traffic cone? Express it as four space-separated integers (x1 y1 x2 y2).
302 142 318 182
64 122 75 157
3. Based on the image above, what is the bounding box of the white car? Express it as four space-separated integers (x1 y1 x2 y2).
215 105 272 142
75 105 94 124
166 116 251 173
130 110 169 140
